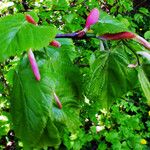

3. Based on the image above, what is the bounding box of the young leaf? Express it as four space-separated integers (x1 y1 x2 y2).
0 13 57 62
138 67 150 106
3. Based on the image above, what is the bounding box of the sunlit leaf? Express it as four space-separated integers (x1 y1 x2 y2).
0 13 57 62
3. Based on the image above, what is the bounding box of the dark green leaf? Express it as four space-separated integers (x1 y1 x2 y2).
86 47 137 110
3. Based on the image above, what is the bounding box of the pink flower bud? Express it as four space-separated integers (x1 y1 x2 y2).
49 40 61 47
53 92 62 109
85 8 99 30
28 49 41 81
25 14 37 25
100 32 136 40
135 35 150 50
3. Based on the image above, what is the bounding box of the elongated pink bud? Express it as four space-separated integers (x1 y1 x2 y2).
77 8 99 37
25 14 37 25
100 32 136 40
85 8 99 29
135 35 150 50
49 40 61 47
28 49 41 81
53 92 62 109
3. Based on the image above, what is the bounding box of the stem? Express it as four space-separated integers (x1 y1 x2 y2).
123 40 140 66
55 32 97 39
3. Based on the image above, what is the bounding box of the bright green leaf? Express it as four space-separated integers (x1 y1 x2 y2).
0 13 57 62
144 31 150 39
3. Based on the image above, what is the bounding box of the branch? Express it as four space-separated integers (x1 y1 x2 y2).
55 32 97 39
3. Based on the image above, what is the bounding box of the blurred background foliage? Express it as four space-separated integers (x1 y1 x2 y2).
0 0 150 149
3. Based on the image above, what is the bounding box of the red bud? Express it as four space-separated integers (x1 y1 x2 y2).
28 49 41 81
49 40 61 47
25 14 37 25
100 32 136 40
53 92 62 109
85 8 99 30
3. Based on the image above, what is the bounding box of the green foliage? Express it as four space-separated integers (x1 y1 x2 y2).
63 91 149 150
0 0 150 149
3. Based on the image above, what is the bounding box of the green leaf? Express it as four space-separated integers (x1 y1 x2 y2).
86 47 137 110
138 67 150 106
0 13 57 62
139 7 149 16
144 31 150 39
52 0 69 10
11 58 61 148
45 48 82 131
11 49 81 148
92 10 129 35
